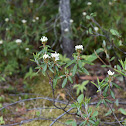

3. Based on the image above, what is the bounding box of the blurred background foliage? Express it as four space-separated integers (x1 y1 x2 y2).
0 0 126 78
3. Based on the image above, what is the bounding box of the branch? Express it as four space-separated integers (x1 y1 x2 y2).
1 117 67 126
50 107 74 126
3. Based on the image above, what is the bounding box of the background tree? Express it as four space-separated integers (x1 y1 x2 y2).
59 0 74 59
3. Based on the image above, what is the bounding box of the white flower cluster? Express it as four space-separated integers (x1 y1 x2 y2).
64 28 69 32
51 52 59 61
42 52 60 61
109 2 113 6
87 2 92 6
22 19 27 24
70 19 73 23
40 36 48 42
0 40 3 44
6 28 9 31
107 70 114 76
15 39 22 44
25 48 29 51
82 12 87 16
5 18 9 22
32 19 36 22
36 17 39 20
30 0 33 3
32 17 39 23
75 45 83 51
43 54 50 59
94 27 99 32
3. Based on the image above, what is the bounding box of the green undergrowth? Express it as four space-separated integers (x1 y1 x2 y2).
22 73 126 126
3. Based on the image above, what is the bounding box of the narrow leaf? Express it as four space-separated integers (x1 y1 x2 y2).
62 78 67 88
72 64 77 76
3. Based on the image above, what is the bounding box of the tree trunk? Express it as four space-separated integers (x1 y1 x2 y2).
59 0 74 59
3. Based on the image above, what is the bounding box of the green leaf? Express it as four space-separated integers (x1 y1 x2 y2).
36 111 40 116
53 79 57 88
42 70 46 76
112 83 120 89
89 28 93 34
66 60 75 68
49 67 54 73
82 68 89 75
62 78 67 88
71 104 76 108
110 90 115 99
92 111 98 117
115 99 119 106
77 94 84 103
68 76 73 83
105 109 114 116
79 120 87 126
103 99 107 107
105 99 112 103
89 120 95 124
65 120 73 125
96 100 102 107
110 29 121 37
104 85 109 93
72 121 77 126
78 60 82 68
114 69 126 76
118 108 126 115
86 15 91 20
55 65 59 72
109 56 115 62
91 81 98 88
72 64 77 76
43 64 47 72
116 65 121 70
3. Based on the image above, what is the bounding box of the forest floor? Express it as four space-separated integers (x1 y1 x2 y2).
0 63 126 126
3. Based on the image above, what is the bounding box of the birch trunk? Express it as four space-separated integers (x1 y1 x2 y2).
59 0 74 59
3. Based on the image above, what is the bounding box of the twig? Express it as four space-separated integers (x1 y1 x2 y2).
94 50 107 65
0 97 68 112
107 103 123 126
0 117 67 126
50 107 74 126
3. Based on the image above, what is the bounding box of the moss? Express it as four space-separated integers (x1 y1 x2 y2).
22 74 73 126
32 74 52 96
23 106 73 126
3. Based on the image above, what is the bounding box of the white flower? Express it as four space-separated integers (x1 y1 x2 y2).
107 70 114 76
82 12 87 16
119 40 123 46
30 0 33 3
87 2 92 6
43 54 50 59
25 48 29 51
6 28 9 31
109 2 113 5
75 45 83 51
94 27 99 32
0 40 3 44
64 28 69 32
32 19 36 22
103 40 106 46
40 36 48 42
51 52 59 61
15 39 22 44
22 19 27 24
5 18 9 22
70 19 73 23
35 17 39 20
